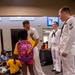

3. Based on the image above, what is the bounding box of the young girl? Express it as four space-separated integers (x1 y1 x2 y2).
7 55 22 75
14 29 35 75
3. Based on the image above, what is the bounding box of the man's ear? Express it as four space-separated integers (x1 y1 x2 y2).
23 25 24 28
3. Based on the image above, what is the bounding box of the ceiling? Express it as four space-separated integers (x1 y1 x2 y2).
0 0 75 16
0 0 75 8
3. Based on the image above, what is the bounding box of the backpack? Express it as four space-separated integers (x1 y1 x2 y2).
17 40 33 62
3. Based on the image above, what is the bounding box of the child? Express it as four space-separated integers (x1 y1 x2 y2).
1 51 8 61
14 29 35 75
7 55 22 75
0 57 7 75
41 43 45 49
0 60 8 75
0 66 7 75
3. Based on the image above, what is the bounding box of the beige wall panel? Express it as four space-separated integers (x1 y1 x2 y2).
0 0 75 16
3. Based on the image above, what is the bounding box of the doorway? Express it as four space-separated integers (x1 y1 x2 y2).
0 29 4 54
42 28 53 43
11 29 22 53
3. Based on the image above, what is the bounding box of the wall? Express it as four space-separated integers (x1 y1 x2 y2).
0 0 75 16
0 17 61 50
0 0 75 50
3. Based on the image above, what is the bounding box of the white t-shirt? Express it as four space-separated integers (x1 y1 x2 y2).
28 27 39 39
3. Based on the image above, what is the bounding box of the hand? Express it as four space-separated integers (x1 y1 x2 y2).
62 52 67 57
30 32 34 37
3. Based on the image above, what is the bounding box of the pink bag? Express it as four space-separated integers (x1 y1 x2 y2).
18 40 33 62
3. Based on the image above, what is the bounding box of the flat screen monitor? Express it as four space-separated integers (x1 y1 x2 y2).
47 17 59 26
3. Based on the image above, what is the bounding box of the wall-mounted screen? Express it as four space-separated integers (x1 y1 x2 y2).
47 17 59 26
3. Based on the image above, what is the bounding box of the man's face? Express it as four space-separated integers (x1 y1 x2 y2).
59 11 66 22
23 24 30 31
52 22 57 29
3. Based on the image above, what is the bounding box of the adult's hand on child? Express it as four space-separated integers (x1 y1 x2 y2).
30 32 34 38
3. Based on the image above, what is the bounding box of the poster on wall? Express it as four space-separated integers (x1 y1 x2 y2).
47 17 59 26
9 17 34 21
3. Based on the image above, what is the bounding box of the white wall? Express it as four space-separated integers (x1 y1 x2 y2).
0 17 22 50
0 17 63 50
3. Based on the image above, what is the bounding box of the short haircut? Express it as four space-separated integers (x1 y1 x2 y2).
18 29 28 40
1 50 6 55
22 20 30 26
53 21 59 26
60 6 70 14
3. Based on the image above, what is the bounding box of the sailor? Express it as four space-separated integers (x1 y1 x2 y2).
48 21 61 74
59 6 75 75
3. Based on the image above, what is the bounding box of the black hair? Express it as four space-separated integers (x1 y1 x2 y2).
60 6 70 14
53 21 59 26
18 29 28 40
1 51 6 56
45 41 48 44
22 20 30 26
12 54 17 64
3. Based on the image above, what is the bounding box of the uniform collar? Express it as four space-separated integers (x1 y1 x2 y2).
53 28 58 32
